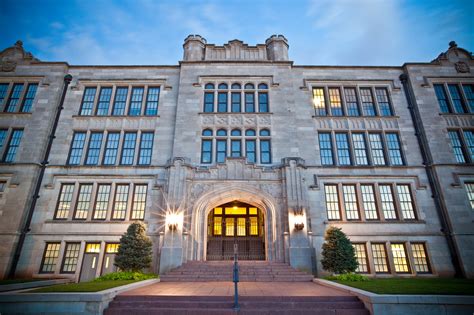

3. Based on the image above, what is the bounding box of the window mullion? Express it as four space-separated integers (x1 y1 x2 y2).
337 183 346 221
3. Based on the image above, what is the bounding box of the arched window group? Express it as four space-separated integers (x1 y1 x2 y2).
203 82 269 113
201 128 271 164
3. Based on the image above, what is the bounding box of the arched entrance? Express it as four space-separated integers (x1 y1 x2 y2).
206 201 265 260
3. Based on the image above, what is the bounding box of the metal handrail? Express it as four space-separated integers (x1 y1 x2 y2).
233 243 240 311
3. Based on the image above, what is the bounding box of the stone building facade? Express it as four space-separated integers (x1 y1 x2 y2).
0 35 472 281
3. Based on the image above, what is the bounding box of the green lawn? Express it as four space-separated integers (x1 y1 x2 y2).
0 279 45 286
28 280 138 293
333 278 474 295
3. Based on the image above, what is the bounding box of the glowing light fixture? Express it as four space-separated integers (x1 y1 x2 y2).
293 206 305 231
166 212 181 231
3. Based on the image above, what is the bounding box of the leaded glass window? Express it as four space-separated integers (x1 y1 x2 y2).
411 243 430 273
74 184 93 219
85 132 103 165
353 243 369 273
375 88 392 116
120 132 137 165
324 185 340 220
391 243 410 273
246 140 256 163
397 185 416 219
462 84 474 112
245 92 255 112
103 132 120 165
68 132 86 165
379 185 397 219
434 84 451 113
5 83 23 112
368 133 386 165
329 88 343 116
112 87 128 115
129 87 144 116
93 184 111 220
361 185 378 220
448 84 467 113
313 87 326 116
344 87 360 116
260 139 271 164
138 132 154 165
204 92 214 112
61 243 80 273
352 133 368 165
386 133 403 165
335 133 351 165
371 243 389 273
131 184 147 220
145 87 160 115
342 185 359 219
96 87 112 115
360 88 376 116
54 184 74 219
3 129 23 163
112 184 129 220
448 130 466 163
201 139 212 164
231 92 241 112
218 92 227 112
40 243 61 273
79 87 96 115
216 139 227 163
258 92 269 112
20 83 38 112
319 132 333 165
231 140 241 157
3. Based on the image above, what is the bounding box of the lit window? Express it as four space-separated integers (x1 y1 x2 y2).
352 133 368 165
68 132 86 165
225 217 234 236
112 184 129 220
138 132 154 165
3 129 23 163
74 184 93 219
96 87 112 115
391 243 410 273
112 87 128 116
434 84 451 113
79 87 96 115
40 243 61 273
85 132 103 165
4 83 23 112
20 83 38 112
61 243 81 273
258 92 269 112
129 87 144 116
120 132 137 165
54 184 75 219
465 183 474 210
324 185 340 220
319 133 333 165
375 88 392 116
85 243 101 253
213 216 222 235
237 217 246 236
385 133 404 166
335 133 351 165
313 87 326 116
344 87 360 116
145 87 160 116
360 88 376 116
245 92 255 112
106 243 119 253
371 243 389 273
397 185 416 219
411 243 431 273
329 88 343 116
361 185 378 220
448 84 467 113
368 133 386 165
204 92 214 112
250 217 258 235
342 185 359 220
379 185 397 219
353 243 369 273
93 184 111 220
131 184 147 220
103 132 120 165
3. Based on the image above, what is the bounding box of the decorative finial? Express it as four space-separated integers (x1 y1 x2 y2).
449 41 457 48
14 40 23 47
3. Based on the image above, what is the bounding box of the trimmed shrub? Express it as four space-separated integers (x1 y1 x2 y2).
321 226 358 274
94 271 157 282
325 273 369 282
114 222 153 272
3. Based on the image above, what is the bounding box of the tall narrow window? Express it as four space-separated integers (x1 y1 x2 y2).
379 184 397 219
201 139 212 164
245 93 255 112
462 84 474 112
0 129 7 152
204 92 214 112
231 92 241 112
397 184 416 219
313 87 326 116
138 132 154 165
112 184 129 220
217 92 227 112
335 133 351 165
231 140 241 157
375 88 392 116
216 139 227 163
226 218 235 236
93 184 111 220
131 184 147 220
352 133 368 165
353 243 369 273
258 92 269 112
20 83 38 112
328 88 343 116
386 133 404 165
434 84 451 113
319 132 334 165
361 185 378 220
213 216 222 235
344 87 360 116
79 87 96 115
368 133 386 165
85 132 103 165
96 87 112 115
371 243 389 273
68 132 86 165
324 185 341 220
103 132 120 165
237 217 246 236
40 243 61 273
463 130 474 161
466 183 474 210
342 185 359 220
448 84 467 113
4 83 23 112
120 132 137 165
54 184 75 219
74 184 93 219
391 243 410 273
61 243 81 273
411 243 431 273
112 87 128 115
260 139 271 164
0 83 8 105
448 130 466 163
246 139 256 163
145 87 160 116
3 129 23 163
129 87 144 116
360 88 376 116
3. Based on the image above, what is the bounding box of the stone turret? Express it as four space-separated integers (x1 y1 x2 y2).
183 35 207 61
265 35 289 61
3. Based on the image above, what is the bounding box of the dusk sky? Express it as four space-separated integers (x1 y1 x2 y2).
1 0 473 66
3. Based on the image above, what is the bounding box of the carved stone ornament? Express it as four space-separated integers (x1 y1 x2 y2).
454 61 470 73
1 60 16 72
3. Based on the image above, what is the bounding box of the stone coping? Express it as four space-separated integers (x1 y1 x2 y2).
0 278 73 292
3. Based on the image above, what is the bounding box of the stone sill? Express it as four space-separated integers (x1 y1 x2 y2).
71 115 160 118
0 112 32 116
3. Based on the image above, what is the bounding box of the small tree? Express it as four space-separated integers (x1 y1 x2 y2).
115 222 152 272
321 226 358 274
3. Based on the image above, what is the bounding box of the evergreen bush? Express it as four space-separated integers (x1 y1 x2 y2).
114 222 152 272
321 226 358 274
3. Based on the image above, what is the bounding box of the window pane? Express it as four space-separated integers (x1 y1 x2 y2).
260 139 271 164
237 217 246 236
343 185 359 219
379 185 397 219
375 88 392 116
313 88 326 116
225 217 234 236
352 133 368 165
250 217 258 235
106 243 120 253
5 83 24 112
391 243 410 273
369 133 386 165
259 129 270 136
258 83 268 89
0 129 6 152
231 92 241 112
202 129 213 136
216 139 227 163
21 83 38 112
218 83 228 89
462 84 474 112
79 87 96 115
68 132 86 165
112 87 128 115
0 83 9 105
344 87 360 116
463 131 474 161
245 93 255 112
319 133 333 165
231 139 241 157
61 243 81 273
112 184 129 220
231 83 241 89
40 243 61 273
85 243 101 253
129 87 144 115
103 132 120 165
246 140 256 163
353 244 369 273
448 84 467 113
138 132 154 165
386 133 403 165
324 185 340 220
397 185 416 219
96 87 112 115
55 184 75 219
371 243 389 273
205 83 214 89
217 92 227 112
131 184 147 220
361 185 378 220
145 87 160 115
335 133 351 165
217 129 227 136
231 129 241 136
85 132 103 165
245 129 256 136
258 92 269 112
466 183 474 210
245 83 254 89
329 88 343 116
360 88 376 116
411 243 430 273
434 84 451 113
121 132 137 165
201 139 212 163
214 216 222 235
3 129 23 163
448 130 466 163
93 184 111 220
74 184 93 219
204 92 214 112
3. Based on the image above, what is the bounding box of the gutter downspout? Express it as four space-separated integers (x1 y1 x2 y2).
8 74 72 278
399 72 464 277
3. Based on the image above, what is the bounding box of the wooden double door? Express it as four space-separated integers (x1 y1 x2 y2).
207 202 265 261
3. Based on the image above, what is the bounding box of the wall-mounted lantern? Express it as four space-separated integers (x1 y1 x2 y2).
166 212 181 231
293 206 305 231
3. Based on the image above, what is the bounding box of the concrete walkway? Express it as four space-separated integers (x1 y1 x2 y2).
120 281 352 297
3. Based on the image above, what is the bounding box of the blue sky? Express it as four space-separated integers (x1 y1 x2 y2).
1 0 472 66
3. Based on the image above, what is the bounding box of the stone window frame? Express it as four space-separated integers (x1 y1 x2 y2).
0 127 24 163
39 242 61 274
433 82 473 114
322 181 419 222
317 130 405 167
76 83 162 117
60 242 81 274
447 128 474 164
0 79 40 114
66 129 155 166
311 84 395 117
352 243 370 274
202 81 270 113
200 127 271 165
